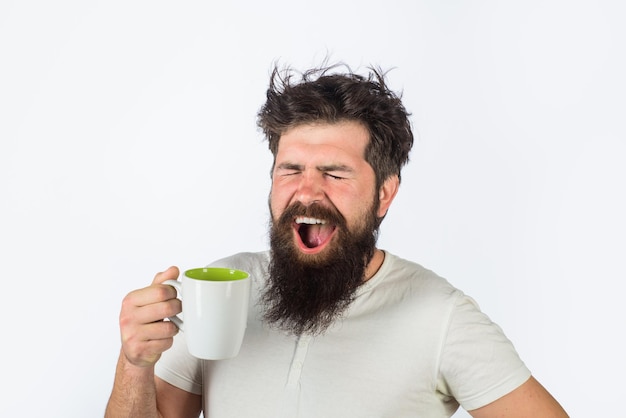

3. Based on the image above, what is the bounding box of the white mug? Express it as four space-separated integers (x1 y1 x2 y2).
164 267 250 360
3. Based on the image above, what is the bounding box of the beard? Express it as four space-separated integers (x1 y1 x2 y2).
261 200 380 336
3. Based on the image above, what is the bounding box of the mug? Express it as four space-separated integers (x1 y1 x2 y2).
164 267 250 360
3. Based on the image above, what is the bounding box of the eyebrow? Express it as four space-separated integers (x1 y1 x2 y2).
276 162 355 173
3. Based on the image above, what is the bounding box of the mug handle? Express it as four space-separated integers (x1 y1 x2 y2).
163 279 184 331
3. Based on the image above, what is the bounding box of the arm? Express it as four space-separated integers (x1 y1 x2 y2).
105 353 202 418
469 376 568 418
156 377 202 418
104 267 201 418
105 351 163 418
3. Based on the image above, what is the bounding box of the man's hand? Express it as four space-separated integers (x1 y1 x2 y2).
119 266 182 368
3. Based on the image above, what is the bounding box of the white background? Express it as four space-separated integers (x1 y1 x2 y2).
1 1 624 417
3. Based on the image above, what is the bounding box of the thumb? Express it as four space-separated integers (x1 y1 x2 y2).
152 266 180 285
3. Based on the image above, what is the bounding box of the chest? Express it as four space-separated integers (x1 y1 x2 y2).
201 296 454 417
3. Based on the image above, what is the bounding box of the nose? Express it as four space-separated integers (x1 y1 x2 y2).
295 171 324 206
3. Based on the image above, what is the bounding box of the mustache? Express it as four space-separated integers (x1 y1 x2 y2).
275 201 347 229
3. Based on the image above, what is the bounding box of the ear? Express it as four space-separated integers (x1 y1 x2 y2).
376 175 400 218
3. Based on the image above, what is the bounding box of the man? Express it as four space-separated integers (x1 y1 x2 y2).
105 63 568 417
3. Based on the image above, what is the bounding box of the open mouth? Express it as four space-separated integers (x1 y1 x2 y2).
294 216 337 253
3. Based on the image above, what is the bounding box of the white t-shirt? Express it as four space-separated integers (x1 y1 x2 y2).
155 251 531 417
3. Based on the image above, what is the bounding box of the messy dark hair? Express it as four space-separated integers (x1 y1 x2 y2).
256 62 414 188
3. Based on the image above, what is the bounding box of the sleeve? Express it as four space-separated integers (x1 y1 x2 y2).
153 252 267 397
154 330 204 395
437 293 532 411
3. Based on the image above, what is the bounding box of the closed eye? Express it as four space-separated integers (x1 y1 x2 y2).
325 173 345 180
319 164 353 180
275 163 304 177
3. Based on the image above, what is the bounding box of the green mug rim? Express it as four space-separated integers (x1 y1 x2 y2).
184 267 249 282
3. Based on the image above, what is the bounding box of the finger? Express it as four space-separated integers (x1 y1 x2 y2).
121 298 182 329
137 298 182 325
122 322 177 348
152 266 180 285
130 320 180 343
123 285 177 311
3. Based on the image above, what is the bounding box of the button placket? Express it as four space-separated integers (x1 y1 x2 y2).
286 334 312 387
278 334 313 418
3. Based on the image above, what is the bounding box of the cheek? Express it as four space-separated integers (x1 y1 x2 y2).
270 177 300 207
358 187 380 222
333 190 375 228
269 187 288 221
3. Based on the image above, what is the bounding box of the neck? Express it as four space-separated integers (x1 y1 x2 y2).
363 248 385 282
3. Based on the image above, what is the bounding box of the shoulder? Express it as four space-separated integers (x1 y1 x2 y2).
207 251 270 286
353 251 465 320
208 251 269 269
371 251 462 302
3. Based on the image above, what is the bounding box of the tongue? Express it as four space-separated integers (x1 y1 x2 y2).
303 224 334 248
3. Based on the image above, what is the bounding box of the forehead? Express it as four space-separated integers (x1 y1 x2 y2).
276 121 370 162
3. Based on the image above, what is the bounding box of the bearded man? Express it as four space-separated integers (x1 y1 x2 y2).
105 63 568 418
